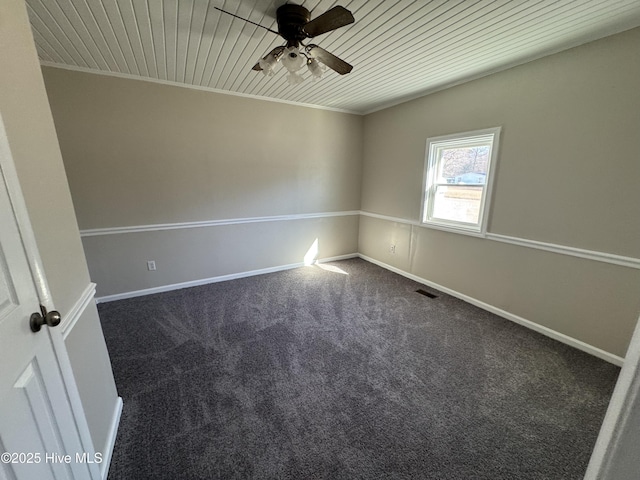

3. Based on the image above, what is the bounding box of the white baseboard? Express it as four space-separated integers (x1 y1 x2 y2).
101 396 123 480
358 254 624 366
95 253 359 303
94 252 623 366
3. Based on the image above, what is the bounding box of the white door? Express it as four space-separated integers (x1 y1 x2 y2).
0 124 93 478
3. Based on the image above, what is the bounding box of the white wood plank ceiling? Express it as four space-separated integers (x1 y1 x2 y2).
27 0 640 114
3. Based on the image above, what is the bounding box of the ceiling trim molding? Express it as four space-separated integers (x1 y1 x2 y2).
39 62 362 116
361 23 640 115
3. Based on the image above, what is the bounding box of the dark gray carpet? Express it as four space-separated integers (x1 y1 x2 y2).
99 258 618 479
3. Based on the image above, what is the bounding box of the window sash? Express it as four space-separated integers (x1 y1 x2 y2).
421 127 501 236
428 184 485 226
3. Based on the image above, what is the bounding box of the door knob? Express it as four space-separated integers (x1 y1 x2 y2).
30 305 61 332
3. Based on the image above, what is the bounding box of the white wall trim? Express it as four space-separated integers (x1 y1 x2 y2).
360 22 640 115
96 248 625 365
358 253 624 366
359 210 421 226
61 283 96 339
40 62 361 115
82 209 640 269
359 211 640 270
80 211 361 237
100 397 123 480
485 233 640 270
95 253 359 303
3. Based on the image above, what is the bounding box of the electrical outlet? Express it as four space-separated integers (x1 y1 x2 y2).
147 260 156 271
390 244 396 254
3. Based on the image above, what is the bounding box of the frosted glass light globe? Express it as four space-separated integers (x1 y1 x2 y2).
307 58 324 79
258 55 278 76
281 47 305 72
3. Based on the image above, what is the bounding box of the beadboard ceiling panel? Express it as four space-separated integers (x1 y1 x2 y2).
27 0 640 113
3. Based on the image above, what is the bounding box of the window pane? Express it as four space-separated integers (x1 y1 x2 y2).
422 127 500 235
437 146 490 184
431 185 483 224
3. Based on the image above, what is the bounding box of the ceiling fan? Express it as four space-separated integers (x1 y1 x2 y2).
214 3 355 84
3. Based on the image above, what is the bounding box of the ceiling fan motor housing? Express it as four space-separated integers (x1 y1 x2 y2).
277 4 311 46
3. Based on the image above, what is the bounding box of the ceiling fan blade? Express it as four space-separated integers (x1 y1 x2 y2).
306 45 353 75
252 46 286 71
303 6 354 37
214 7 279 35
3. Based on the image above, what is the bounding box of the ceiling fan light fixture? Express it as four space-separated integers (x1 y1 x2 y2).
258 53 280 76
307 58 324 79
281 47 305 73
286 72 305 85
217 4 354 85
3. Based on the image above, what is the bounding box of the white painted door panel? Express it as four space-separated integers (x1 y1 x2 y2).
0 125 90 478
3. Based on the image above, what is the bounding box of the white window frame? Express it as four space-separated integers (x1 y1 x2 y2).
420 127 501 237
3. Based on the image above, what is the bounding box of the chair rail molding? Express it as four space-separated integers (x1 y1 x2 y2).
80 211 361 237
61 282 97 338
359 211 640 270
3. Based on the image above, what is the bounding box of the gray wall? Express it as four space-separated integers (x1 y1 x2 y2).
359 27 640 358
42 68 363 297
1 0 118 458
42 27 640 360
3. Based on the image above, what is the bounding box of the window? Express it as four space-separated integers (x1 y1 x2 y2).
421 127 501 236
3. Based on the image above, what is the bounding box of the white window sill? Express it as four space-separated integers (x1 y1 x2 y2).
419 221 487 238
